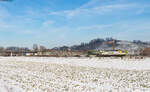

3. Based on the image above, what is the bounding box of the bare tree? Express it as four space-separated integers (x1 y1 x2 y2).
0 46 4 51
40 45 46 52
33 44 38 51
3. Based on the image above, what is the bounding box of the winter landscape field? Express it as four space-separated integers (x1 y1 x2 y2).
0 57 150 92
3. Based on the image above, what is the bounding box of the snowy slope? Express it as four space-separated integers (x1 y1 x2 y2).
97 40 150 55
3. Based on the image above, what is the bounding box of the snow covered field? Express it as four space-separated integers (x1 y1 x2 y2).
0 57 150 92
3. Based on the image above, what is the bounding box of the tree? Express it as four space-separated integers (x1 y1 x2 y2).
40 45 46 52
33 44 38 51
0 47 4 51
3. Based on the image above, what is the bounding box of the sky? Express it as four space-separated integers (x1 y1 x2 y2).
0 0 150 48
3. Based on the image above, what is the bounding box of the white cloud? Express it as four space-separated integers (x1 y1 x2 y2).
71 20 150 34
42 20 54 27
49 3 142 18
49 0 150 19
76 24 113 31
0 20 17 31
79 0 100 8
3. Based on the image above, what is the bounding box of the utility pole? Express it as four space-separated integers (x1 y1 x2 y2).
112 40 115 50
103 40 115 50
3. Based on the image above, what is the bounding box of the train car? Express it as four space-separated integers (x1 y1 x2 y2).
88 50 126 57
99 50 126 57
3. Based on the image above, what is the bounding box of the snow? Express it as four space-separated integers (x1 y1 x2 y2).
0 57 150 70
0 82 24 92
0 57 150 92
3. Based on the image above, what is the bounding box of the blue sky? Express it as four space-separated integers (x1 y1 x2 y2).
0 0 150 48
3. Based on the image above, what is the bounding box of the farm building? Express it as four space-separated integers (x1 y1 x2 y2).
142 47 150 56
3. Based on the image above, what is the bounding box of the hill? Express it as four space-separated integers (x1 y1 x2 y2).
52 38 150 55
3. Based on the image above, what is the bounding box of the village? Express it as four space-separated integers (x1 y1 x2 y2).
0 45 86 57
